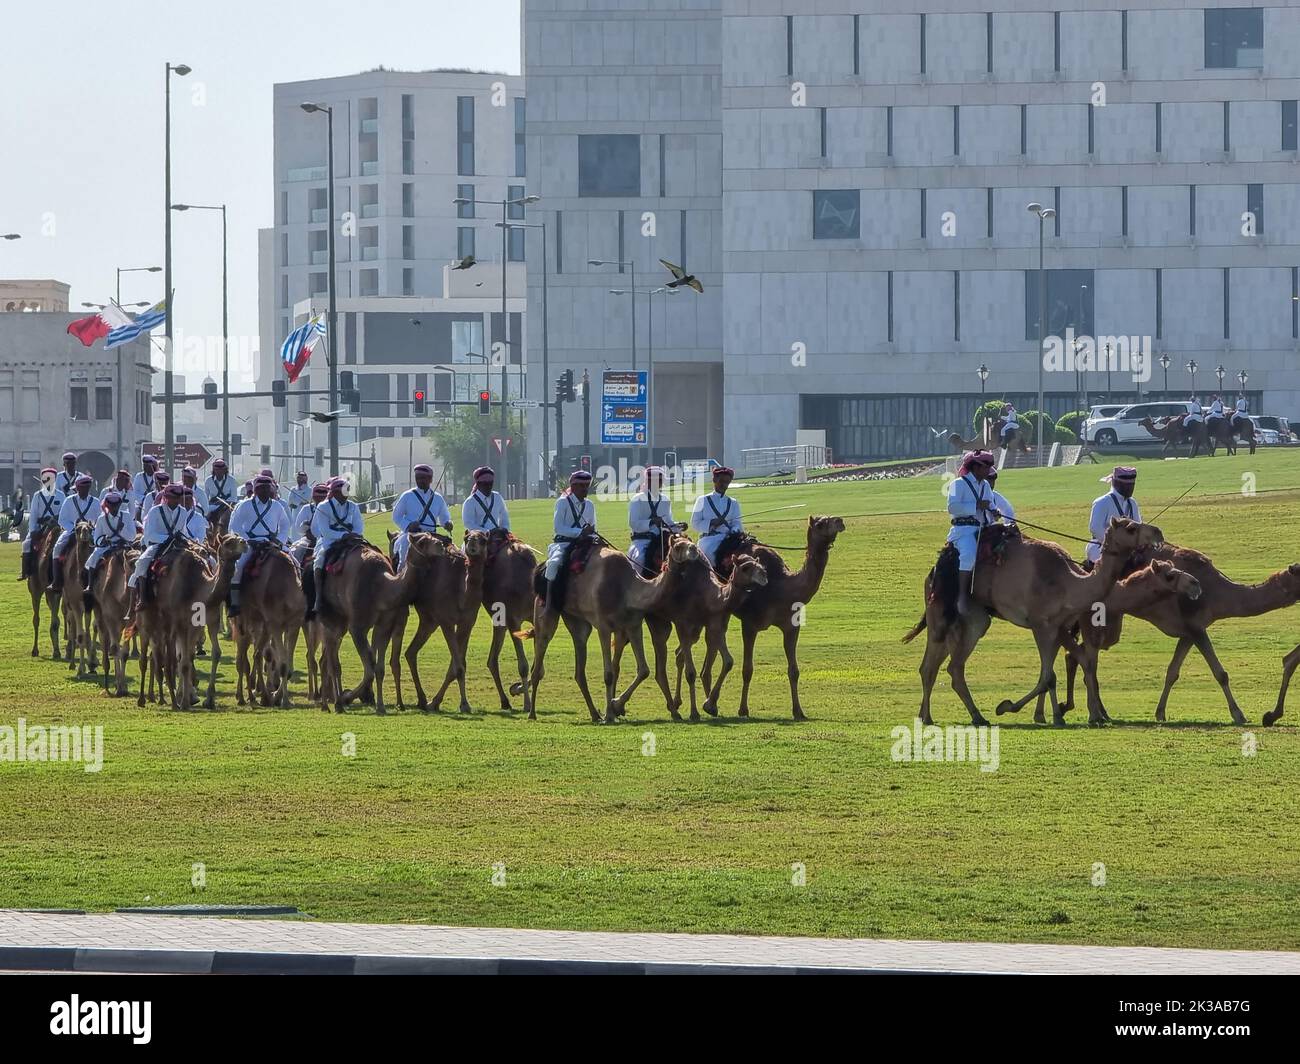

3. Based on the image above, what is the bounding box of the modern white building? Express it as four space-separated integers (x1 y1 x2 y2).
258 68 532 489
525 1 1300 462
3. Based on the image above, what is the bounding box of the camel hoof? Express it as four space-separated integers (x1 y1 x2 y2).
688 711 700 722
970 714 991 728
1231 714 1249 726
737 707 749 718
1262 709 1283 727
459 704 473 715
792 709 807 721
31 648 38 657
701 701 719 717
994 700 1018 716
1032 711 1046 724
509 681 525 696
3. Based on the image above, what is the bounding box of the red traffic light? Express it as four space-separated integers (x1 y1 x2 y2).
479 390 490 401
413 389 425 401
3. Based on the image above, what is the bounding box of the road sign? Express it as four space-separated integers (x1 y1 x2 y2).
601 370 647 446
143 442 212 469
508 399 541 409
491 436 514 454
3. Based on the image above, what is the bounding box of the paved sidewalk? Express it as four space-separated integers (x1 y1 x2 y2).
1 910 1296 974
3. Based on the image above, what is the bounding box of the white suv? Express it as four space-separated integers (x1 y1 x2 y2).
1085 401 1200 446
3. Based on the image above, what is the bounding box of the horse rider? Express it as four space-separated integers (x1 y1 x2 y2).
1085 465 1142 572
308 477 365 620
54 451 80 496
131 454 160 518
946 450 1000 616
690 465 743 569
628 465 682 576
204 458 237 520
49 474 98 593
227 474 293 618
287 471 312 510
16 468 63 581
83 490 135 602
1206 393 1226 435
461 466 510 535
985 467 1017 527
140 470 171 522
125 483 200 622
180 467 208 512
392 464 452 570
543 469 597 612
1231 393 1251 434
999 404 1020 448
290 483 329 570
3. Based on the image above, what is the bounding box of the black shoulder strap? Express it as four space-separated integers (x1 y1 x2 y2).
474 491 499 528
565 493 583 527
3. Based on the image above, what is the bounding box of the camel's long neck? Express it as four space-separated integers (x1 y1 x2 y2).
791 539 831 600
1213 572 1299 619
1109 574 1172 613
1081 545 1131 604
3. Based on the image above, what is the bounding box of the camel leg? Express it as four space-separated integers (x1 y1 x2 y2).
945 612 994 727
611 626 652 717
451 623 473 713
598 627 620 723
1154 636 1195 722
485 624 509 710
403 617 437 711
136 635 149 707
30 587 41 656
916 621 951 727
235 628 251 706
368 617 395 716
339 621 378 711
48 590 62 660
203 617 222 709
701 637 729 717
507 628 530 713
737 622 758 717
680 636 702 722
781 625 806 721
567 618 600 723
992 626 1062 722
428 623 465 712
647 619 679 720
1191 631 1248 725
1263 644 1300 727
523 602 558 720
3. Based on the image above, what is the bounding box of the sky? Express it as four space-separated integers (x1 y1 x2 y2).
1 0 521 384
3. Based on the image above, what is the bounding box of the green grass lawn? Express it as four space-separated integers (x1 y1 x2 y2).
1 451 1298 948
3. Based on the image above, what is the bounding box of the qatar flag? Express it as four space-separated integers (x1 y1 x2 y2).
66 303 132 347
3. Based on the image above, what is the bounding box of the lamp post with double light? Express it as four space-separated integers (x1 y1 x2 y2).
609 285 678 460
1159 353 1171 398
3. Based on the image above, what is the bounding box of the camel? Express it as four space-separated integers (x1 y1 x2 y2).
391 531 489 713
26 527 62 659
1206 416 1256 457
91 547 137 696
903 517 1163 727
1140 415 1206 457
58 521 97 679
477 532 542 711
145 541 227 710
522 542 680 723
1021 559 1203 725
1054 544 1300 725
948 418 1024 454
1267 644 1300 727
231 544 303 708
316 532 446 714
643 542 769 721
722 516 846 721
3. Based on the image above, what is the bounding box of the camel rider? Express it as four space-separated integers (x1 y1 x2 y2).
140 471 171 522
181 487 210 545
49 474 98 593
204 458 237 518
999 404 1019 447
543 470 597 612
83 491 134 602
290 483 329 569
690 466 743 569
100 469 133 506
258 468 280 498
461 466 510 534
131 454 160 519
242 479 254 499
1232 394 1250 431
628 465 682 576
392 465 452 570
308 478 365 620
1085 465 1142 571
1184 396 1205 429
287 471 312 510
55 451 79 496
985 467 1017 527
179 467 208 512
17 468 63 581
125 484 197 620
228 475 294 618
947 450 999 616
1206 394 1226 432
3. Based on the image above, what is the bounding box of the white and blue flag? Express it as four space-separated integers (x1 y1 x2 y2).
105 298 167 349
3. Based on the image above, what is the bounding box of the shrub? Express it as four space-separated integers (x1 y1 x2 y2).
1056 410 1089 438
1017 410 1056 445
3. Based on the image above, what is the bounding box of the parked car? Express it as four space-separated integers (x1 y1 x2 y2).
1084 400 1199 446
1249 415 1297 446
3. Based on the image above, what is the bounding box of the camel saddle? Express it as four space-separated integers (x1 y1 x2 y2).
929 523 1019 620
531 536 597 611
482 528 516 567
714 532 757 580
29 523 56 556
323 533 374 574
242 538 289 580
142 538 209 603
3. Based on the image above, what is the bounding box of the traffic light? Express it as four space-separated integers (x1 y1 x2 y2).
203 380 218 410
478 389 491 415
340 371 361 414
314 447 325 467
271 379 286 408
562 369 575 402
579 454 592 474
260 445 271 466
412 389 426 416
231 432 242 456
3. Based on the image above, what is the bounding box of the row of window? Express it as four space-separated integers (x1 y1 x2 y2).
0 385 150 425
455 95 526 178
782 8 1265 78
812 184 1274 241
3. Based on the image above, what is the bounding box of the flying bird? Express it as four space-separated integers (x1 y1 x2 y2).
451 255 476 270
659 258 703 293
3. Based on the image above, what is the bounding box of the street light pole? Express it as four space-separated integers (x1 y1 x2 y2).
114 265 162 471
1028 203 1055 465
163 61 191 475
301 103 339 475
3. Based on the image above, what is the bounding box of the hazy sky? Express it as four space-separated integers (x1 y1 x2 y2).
1 0 521 383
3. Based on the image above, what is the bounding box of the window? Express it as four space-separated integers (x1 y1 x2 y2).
1155 102 1163 153
1121 186 1128 236
452 319 483 363
813 189 859 239
1121 10 1128 71
403 268 414 297
1223 268 1231 339
952 106 959 156
1224 101 1231 152
402 183 414 218
986 188 993 238
1284 101 1298 151
1054 187 1061 236
1205 8 1263 69
70 386 88 421
1024 268 1095 340
555 210 563 273
887 106 894 156
786 15 793 77
457 95 475 175
1247 183 1263 233
1053 11 1061 72
953 272 960 341
514 97 526 177
458 227 475 260
578 134 640 197
819 107 827 157
919 13 926 74
658 134 666 196
360 269 378 298
854 15 861 76
402 139 414 175
457 184 474 218
986 12 993 73
1190 184 1197 235
309 272 327 297
1087 103 1095 154
508 227 525 262
402 225 415 260
886 271 894 342
95 386 113 421
1155 269 1163 339
508 185 526 220
920 189 927 238
279 190 288 225
1020 104 1027 155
